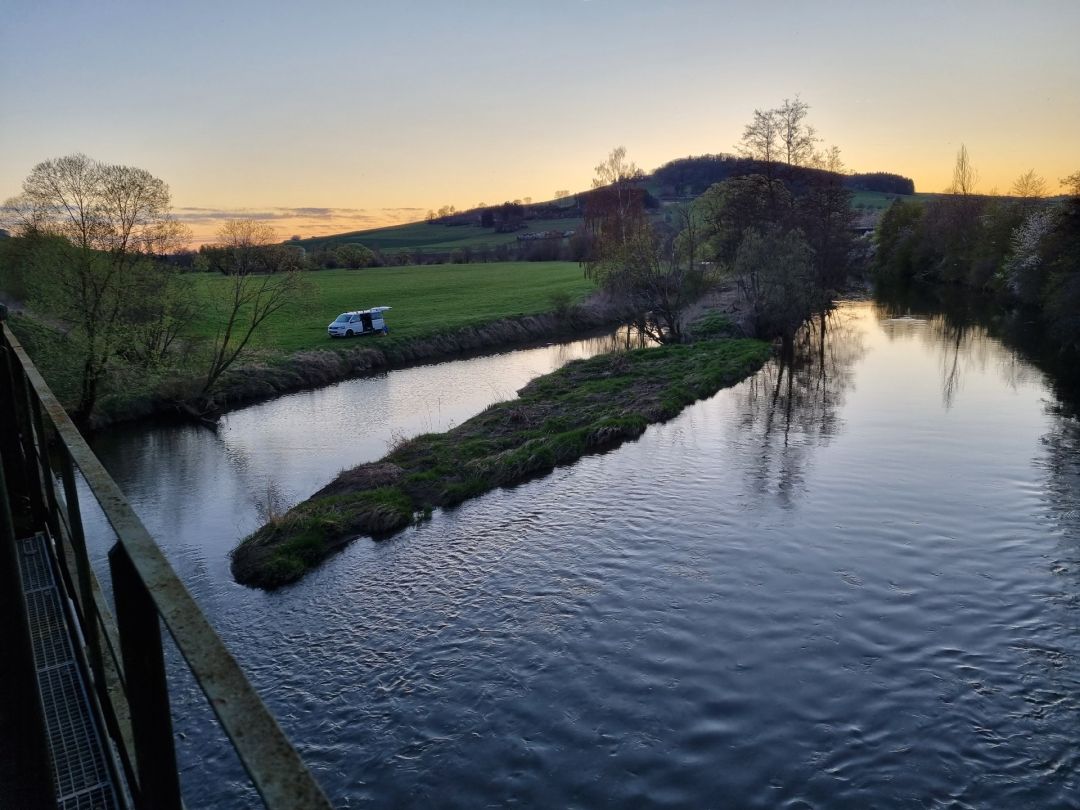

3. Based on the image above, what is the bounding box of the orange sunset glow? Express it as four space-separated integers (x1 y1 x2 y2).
2 1 1077 244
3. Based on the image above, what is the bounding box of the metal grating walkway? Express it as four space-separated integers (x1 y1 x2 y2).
18 532 121 810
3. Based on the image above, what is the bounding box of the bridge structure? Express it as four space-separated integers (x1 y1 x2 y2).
0 315 333 809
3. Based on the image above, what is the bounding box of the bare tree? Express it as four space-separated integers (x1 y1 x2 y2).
592 146 643 189
588 146 646 251
199 220 307 402
776 96 818 167
554 190 571 200
3 153 187 422
1012 169 1047 199
125 265 196 367
817 145 845 174
948 144 979 195
737 108 780 165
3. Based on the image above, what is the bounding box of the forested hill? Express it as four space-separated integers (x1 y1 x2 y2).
651 154 914 198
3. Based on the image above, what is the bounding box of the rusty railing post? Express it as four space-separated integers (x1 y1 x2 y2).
28 394 62 543
58 446 104 684
9 356 50 527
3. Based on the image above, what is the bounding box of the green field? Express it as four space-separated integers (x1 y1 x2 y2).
293 217 584 254
189 262 594 355
851 190 938 211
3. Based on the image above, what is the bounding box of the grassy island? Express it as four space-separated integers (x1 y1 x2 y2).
231 336 772 589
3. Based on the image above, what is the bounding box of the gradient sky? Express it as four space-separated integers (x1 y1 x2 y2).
2 0 1078 244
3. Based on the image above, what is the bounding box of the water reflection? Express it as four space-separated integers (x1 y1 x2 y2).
732 307 866 505
874 289 1048 409
553 323 654 363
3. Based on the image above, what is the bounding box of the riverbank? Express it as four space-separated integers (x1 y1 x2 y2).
231 336 772 589
5 289 630 429
202 295 628 418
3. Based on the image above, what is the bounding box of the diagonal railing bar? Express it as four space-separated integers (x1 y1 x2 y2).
2 322 332 810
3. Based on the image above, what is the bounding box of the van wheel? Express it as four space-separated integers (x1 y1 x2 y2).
345 329 353 337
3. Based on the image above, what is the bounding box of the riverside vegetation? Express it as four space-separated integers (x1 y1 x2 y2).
2 257 606 426
231 335 771 588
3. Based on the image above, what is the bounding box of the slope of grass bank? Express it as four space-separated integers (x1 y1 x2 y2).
231 337 772 589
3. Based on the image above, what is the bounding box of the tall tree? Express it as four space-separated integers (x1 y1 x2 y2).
737 107 780 166
584 147 644 271
777 96 818 167
3 153 187 422
948 144 979 195
589 146 645 248
797 146 855 294
584 149 707 341
696 174 793 266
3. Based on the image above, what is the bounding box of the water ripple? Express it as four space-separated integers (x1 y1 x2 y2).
81 305 1080 808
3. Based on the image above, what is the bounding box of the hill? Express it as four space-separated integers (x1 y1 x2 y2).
288 154 920 258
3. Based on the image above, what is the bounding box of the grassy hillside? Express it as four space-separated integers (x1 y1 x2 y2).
294 191 931 256
188 262 594 355
293 217 584 254
852 190 938 211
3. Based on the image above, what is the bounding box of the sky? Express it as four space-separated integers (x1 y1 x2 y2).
2 0 1078 245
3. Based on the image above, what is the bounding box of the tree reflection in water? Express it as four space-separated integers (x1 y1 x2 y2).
874 284 1080 647
732 306 866 506
553 322 656 365
873 297 1041 410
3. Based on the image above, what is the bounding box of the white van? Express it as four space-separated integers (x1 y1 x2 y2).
327 307 391 338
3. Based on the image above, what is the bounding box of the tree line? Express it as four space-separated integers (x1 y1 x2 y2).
874 147 1080 352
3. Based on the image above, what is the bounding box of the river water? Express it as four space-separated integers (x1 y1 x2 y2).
81 298 1080 808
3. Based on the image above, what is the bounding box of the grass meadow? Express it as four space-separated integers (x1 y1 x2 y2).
188 261 595 355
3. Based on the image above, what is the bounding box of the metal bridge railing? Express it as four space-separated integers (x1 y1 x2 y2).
0 320 332 810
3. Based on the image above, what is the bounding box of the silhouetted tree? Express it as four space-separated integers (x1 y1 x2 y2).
2 153 188 422
1012 169 1047 200
948 144 979 195
777 96 819 167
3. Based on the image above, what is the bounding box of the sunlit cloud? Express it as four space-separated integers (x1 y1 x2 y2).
174 206 427 247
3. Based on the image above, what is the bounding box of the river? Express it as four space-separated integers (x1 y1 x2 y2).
81 297 1080 808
